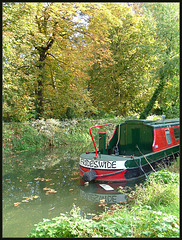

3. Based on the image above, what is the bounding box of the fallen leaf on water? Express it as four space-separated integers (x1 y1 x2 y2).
28 197 34 200
72 171 79 176
34 177 41 181
43 187 52 191
45 178 52 182
21 196 40 203
33 196 40 199
46 189 57 194
35 177 52 182
34 177 44 181
71 177 80 180
14 202 21 207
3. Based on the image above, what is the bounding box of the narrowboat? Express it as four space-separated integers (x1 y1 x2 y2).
79 118 180 182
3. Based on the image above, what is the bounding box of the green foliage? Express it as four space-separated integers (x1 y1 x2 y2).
3 3 179 121
3 117 125 153
28 200 179 238
28 206 96 238
128 170 179 213
130 208 179 238
139 3 179 118
3 123 48 153
147 169 179 185
165 156 179 173
28 170 179 238
88 3 156 116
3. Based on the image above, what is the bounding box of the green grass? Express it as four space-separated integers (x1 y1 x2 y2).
3 123 48 153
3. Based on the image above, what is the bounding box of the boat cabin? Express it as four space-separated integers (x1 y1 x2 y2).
100 119 179 156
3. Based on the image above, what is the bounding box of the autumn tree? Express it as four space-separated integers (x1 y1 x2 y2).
87 3 156 116
3 3 179 121
3 2 116 121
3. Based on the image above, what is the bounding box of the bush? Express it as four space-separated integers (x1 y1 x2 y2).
28 206 97 238
128 170 179 212
147 169 179 185
28 204 179 238
3 123 48 153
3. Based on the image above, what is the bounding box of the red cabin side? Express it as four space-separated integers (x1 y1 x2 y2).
152 125 180 152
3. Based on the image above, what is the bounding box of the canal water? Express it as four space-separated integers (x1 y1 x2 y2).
3 144 145 238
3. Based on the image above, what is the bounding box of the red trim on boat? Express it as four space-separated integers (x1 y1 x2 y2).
89 124 108 158
79 166 127 182
107 127 117 146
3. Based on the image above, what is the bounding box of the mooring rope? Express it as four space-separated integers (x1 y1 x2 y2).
79 165 125 178
132 156 148 179
136 145 156 172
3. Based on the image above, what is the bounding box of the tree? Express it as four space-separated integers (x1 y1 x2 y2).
139 3 179 119
87 3 156 116
3 3 179 121
3 2 115 121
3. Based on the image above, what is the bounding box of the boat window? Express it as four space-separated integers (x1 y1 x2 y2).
173 127 180 140
165 129 172 144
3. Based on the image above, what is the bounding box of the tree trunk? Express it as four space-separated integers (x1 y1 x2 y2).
36 52 46 118
139 77 165 119
35 37 55 119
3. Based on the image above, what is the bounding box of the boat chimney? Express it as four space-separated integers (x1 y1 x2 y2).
161 115 166 121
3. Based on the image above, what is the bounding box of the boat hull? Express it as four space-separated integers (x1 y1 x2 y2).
79 146 179 182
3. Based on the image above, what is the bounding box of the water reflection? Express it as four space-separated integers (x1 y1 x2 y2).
79 177 146 205
80 182 127 204
3 145 145 237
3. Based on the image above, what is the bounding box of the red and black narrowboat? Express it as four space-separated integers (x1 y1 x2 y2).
79 118 179 182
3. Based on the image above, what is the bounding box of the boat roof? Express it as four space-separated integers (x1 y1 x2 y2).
123 118 179 128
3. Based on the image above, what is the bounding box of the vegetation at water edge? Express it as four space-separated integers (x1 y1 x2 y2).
28 163 179 238
3 116 132 153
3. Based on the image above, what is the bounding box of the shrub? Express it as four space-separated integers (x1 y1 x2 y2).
128 170 179 211
147 169 179 185
28 204 179 238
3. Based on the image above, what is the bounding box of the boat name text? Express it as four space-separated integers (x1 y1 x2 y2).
80 158 125 170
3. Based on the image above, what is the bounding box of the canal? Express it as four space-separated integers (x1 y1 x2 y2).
3 144 145 237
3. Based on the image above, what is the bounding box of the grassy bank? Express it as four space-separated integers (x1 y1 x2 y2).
3 117 128 154
27 163 179 238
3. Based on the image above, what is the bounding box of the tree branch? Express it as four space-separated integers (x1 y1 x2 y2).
46 53 68 65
